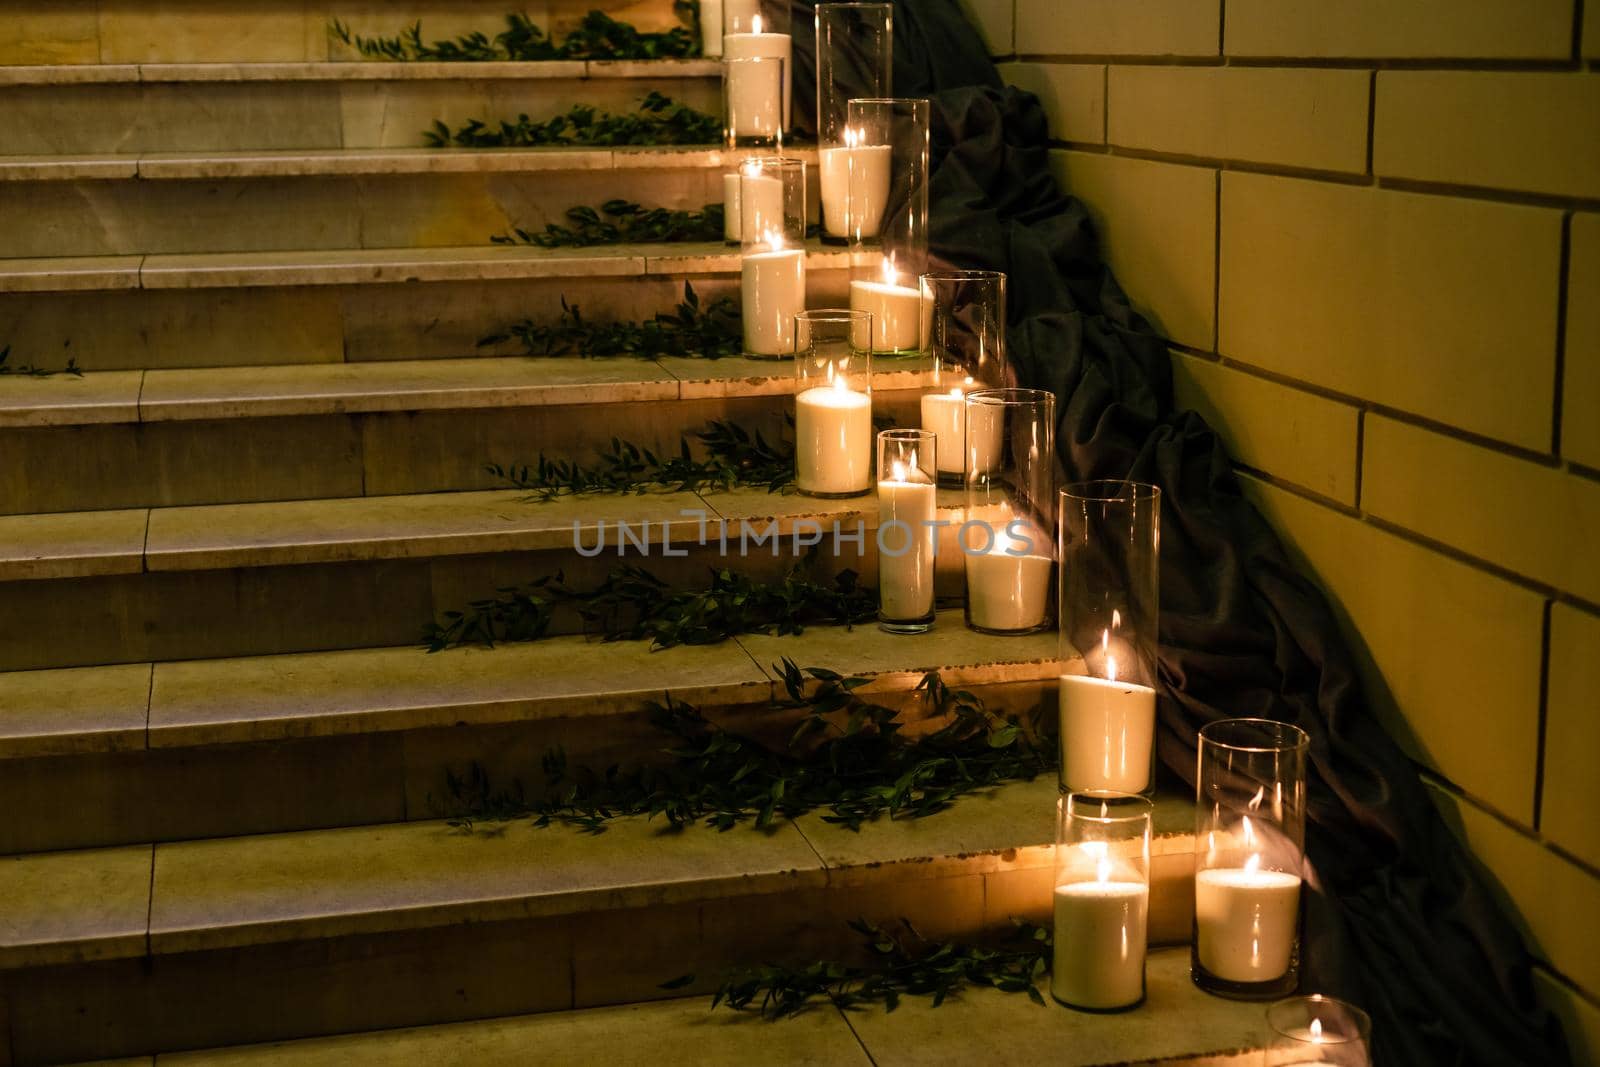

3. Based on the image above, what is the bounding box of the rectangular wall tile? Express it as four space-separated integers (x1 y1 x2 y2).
1226 0 1573 59
999 62 1105 144
1375 72 1600 199
1016 0 1219 57
1565 213 1600 471
1109 66 1369 173
958 0 1014 57
1429 784 1600 997
1243 475 1544 822
0 2 100 64
1172 353 1360 503
1050 150 1216 348
1534 968 1600 1066
1543 605 1600 870
1362 415 1600 604
1220 172 1562 451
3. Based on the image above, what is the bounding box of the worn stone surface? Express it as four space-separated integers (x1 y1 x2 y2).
0 845 152 969
0 663 150 759
0 508 148 581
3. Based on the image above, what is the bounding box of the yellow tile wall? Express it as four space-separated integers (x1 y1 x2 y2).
1004 1 1600 1032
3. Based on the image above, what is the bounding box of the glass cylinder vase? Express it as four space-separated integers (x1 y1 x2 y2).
846 98 930 355
920 270 1008 485
723 1 792 132
1266 995 1373 1066
1057 481 1161 798
1193 718 1310 999
1052 792 1152 1012
960 387 1055 635
876 428 936 633
740 157 807 358
724 54 786 149
795 309 873 498
815 3 893 242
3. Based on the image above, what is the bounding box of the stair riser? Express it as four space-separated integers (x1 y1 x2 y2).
0 169 726 258
4 74 720 155
0 862 1197 1063
0 681 1054 854
0 270 850 373
2 386 904 513
4 0 691 66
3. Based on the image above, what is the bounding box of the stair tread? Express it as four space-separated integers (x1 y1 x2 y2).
0 662 152 758
0 507 149 579
0 145 793 183
0 242 845 293
4 777 1188 966
0 612 1058 754
2 480 960 580
150 953 1267 1067
0 59 721 87
0 844 153 969
0 354 931 429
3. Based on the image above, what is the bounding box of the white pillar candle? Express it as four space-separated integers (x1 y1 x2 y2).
920 388 967 475
725 50 784 139
1194 855 1302 984
965 525 1052 631
723 20 792 128
700 0 724 56
1058 667 1157 794
736 172 785 243
741 243 805 357
851 262 932 352
723 172 740 241
1051 870 1149 1011
796 378 872 495
877 463 936 620
819 137 892 239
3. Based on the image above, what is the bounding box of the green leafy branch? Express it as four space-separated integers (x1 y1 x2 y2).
425 91 719 148
0 345 81 378
445 661 1054 833
481 282 742 359
695 918 1053 1017
424 562 876 652
488 418 793 500
494 200 725 248
331 5 701 62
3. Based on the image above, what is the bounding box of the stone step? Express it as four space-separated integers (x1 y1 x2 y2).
0 243 850 373
0 779 1201 1062
148 952 1274 1067
0 483 970 671
0 356 927 514
5 0 692 67
0 147 756 259
2 59 722 156
0 613 1058 852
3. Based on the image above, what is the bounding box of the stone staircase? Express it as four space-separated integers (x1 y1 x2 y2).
1 3 1275 1064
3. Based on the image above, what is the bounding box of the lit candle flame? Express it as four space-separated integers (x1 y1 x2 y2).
1112 608 1122 630
891 459 909 483
1096 854 1112 884
844 126 860 148
1310 1018 1324 1044
880 256 898 287
1248 785 1265 812
1244 851 1261 875
1241 815 1255 849
948 386 963 398
751 13 763 33
762 227 785 253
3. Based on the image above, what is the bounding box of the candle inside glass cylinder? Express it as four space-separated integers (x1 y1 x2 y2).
723 15 791 129
1059 628 1157 794
920 378 1004 477
700 0 724 55
741 229 805 357
796 369 871 496
819 128 891 239
1194 833 1302 984
851 259 931 352
1051 850 1149 1010
877 457 936 622
964 521 1052 632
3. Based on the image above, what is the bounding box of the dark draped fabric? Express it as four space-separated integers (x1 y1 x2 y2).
783 1 1572 1063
